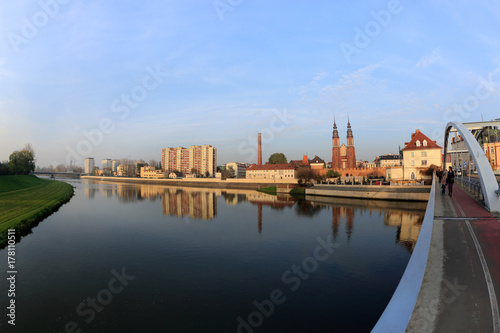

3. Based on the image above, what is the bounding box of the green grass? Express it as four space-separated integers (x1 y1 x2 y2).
257 186 277 194
289 187 305 195
0 175 74 247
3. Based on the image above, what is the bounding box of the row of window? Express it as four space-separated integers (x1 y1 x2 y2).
410 151 427 157
410 160 427 166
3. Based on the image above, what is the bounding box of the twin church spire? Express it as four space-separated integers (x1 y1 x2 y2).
332 114 356 170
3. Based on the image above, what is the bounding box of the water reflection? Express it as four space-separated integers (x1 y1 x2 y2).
83 181 425 251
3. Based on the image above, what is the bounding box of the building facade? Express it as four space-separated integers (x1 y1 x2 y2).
376 154 402 168
112 160 120 173
84 158 95 174
140 166 165 178
225 162 248 178
117 164 134 177
246 163 298 179
332 119 356 170
162 145 217 176
102 158 112 169
401 129 442 180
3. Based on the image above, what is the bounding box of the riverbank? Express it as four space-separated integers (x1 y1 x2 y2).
306 184 431 201
0 175 74 248
81 175 298 190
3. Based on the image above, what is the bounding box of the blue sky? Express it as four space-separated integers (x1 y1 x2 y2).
1 0 500 167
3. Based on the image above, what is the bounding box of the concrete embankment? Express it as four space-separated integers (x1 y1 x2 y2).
306 184 431 201
81 176 297 190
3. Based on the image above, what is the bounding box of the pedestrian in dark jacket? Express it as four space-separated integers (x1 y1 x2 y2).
446 166 455 196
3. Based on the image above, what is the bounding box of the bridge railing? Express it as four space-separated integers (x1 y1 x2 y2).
455 177 484 201
371 174 436 333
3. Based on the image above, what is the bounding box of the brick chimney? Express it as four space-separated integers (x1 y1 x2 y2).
258 133 262 165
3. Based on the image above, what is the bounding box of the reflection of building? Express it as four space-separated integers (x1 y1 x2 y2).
162 145 217 176
384 211 423 251
162 188 217 220
84 158 95 174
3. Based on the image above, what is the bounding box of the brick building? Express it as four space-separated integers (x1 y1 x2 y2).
332 118 356 170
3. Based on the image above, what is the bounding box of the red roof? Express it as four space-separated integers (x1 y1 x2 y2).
401 129 442 151
247 163 298 171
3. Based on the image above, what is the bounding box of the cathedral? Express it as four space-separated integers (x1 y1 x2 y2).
332 118 356 170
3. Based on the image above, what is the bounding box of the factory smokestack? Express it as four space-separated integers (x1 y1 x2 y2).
258 133 262 165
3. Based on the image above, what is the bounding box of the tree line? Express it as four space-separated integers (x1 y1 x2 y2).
1 144 36 175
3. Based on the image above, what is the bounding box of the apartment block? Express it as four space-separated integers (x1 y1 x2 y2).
162 145 217 176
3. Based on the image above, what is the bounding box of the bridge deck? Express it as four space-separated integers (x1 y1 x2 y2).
407 183 500 332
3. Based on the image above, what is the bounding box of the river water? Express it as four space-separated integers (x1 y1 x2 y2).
0 179 426 332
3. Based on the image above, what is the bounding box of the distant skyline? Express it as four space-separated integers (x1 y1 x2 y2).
1 1 500 167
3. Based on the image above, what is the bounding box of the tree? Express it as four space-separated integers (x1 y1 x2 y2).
296 167 321 185
221 166 235 179
190 168 198 175
55 164 67 173
326 169 340 178
205 171 210 178
9 144 36 175
0 160 11 175
149 159 158 169
268 153 287 164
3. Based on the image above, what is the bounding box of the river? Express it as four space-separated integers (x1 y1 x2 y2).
0 178 426 332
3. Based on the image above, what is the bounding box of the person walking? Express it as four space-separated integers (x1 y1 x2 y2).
436 168 443 183
446 166 455 196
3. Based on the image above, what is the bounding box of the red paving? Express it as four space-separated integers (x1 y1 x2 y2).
450 185 500 287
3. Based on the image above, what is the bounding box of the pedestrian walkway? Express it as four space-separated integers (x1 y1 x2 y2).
407 183 500 332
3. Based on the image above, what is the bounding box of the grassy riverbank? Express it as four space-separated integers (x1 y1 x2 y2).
0 175 74 248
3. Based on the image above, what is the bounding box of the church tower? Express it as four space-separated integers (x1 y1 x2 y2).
332 117 341 170
346 118 356 169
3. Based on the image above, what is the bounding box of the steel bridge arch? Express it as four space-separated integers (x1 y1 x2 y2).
443 122 500 212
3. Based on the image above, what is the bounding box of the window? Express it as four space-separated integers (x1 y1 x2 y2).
421 151 427 157
411 160 415 166
411 172 415 180
411 152 414 157
491 147 495 154
416 140 421 147
423 140 427 147
422 160 427 165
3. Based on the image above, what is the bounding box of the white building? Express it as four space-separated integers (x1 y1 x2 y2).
112 160 120 173
84 158 95 174
225 162 248 178
400 130 442 181
102 158 112 169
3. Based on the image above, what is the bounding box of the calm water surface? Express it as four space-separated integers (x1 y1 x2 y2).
0 179 426 332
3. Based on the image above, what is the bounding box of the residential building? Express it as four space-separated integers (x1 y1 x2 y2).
140 166 164 178
117 164 134 177
162 145 217 176
332 118 356 170
401 129 442 180
84 158 95 174
102 158 112 169
112 160 120 173
309 156 326 170
246 163 298 179
225 162 248 178
376 154 402 168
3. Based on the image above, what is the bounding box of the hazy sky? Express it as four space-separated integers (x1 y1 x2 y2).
1 0 500 168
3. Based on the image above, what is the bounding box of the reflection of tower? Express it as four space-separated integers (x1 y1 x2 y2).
332 117 340 170
332 206 340 239
346 207 354 241
258 133 262 165
258 203 262 233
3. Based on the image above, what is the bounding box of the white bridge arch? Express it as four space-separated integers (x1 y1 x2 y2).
443 121 500 212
